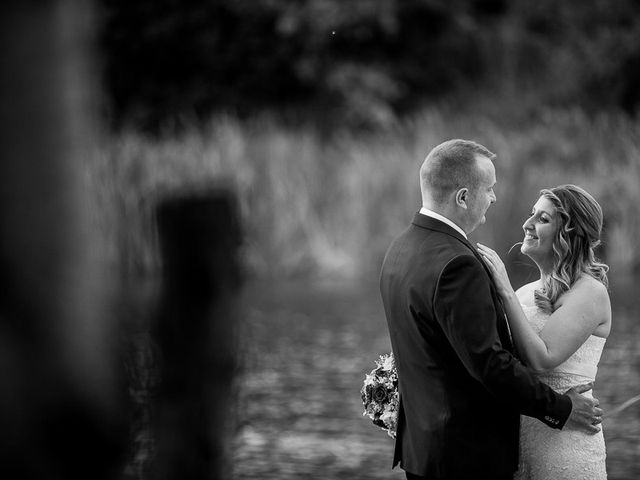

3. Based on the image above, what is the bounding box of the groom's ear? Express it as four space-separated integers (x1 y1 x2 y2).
455 188 468 209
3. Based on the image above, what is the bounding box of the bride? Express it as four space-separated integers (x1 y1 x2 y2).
477 184 609 480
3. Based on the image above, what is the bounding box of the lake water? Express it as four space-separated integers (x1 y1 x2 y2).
232 276 640 480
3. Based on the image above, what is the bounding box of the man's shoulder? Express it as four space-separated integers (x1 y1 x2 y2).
403 224 473 256
382 221 476 272
439 251 486 276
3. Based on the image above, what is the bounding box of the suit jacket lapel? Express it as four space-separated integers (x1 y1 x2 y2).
411 213 514 350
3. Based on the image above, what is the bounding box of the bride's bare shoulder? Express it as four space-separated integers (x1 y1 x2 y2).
560 275 610 306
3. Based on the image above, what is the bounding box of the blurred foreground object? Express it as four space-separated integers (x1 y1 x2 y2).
0 0 127 478
153 191 241 480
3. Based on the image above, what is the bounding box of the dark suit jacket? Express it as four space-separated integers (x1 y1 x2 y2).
380 213 572 479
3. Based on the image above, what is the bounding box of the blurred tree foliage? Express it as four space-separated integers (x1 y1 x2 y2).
100 0 640 131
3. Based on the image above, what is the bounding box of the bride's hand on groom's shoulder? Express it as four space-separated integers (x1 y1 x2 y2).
476 243 514 299
565 382 604 435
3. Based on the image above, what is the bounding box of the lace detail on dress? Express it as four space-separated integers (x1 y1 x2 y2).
514 304 608 480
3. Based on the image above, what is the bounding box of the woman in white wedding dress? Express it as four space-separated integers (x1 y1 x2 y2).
477 184 610 480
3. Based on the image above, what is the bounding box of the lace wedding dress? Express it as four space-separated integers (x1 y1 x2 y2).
514 304 608 480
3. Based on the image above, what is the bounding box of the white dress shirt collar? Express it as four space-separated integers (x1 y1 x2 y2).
419 207 468 239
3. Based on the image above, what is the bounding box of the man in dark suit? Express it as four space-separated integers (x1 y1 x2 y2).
379 139 603 480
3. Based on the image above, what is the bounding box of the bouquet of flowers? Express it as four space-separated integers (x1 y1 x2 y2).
361 353 399 438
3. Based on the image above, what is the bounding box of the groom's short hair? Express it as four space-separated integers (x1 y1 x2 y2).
420 139 495 204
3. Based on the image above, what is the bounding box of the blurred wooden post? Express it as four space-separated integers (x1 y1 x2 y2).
0 1 127 479
153 190 241 480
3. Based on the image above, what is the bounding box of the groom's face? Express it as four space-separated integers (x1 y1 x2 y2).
466 155 497 232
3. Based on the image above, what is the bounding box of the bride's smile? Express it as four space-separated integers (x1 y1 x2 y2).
521 197 558 263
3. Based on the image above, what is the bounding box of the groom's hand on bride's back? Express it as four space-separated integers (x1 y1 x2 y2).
565 382 603 434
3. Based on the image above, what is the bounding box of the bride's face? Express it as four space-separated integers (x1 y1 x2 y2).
520 196 559 263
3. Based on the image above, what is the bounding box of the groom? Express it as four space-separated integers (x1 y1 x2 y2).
379 139 603 480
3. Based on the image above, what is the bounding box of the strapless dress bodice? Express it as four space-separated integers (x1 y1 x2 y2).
520 304 605 390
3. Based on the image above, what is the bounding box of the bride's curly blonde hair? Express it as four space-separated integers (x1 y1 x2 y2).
534 185 609 313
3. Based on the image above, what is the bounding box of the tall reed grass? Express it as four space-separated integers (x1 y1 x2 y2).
89 105 640 281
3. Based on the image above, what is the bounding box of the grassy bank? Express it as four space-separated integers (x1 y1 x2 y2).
89 104 640 280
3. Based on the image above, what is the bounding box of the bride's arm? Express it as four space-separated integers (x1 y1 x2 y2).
498 287 545 368
477 243 610 371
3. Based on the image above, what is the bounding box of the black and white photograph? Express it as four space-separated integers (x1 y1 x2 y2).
1 1 640 479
